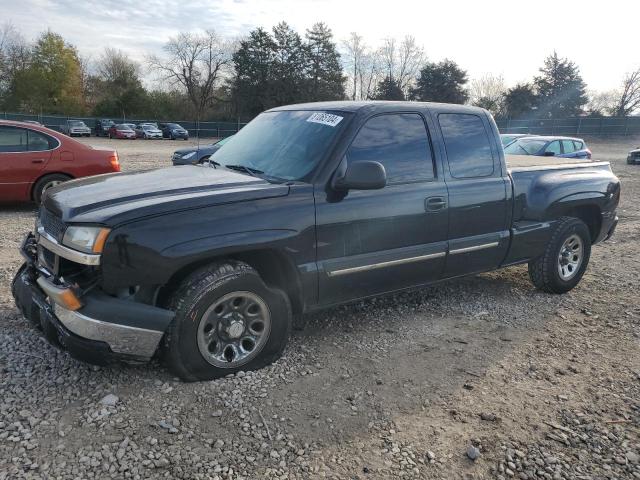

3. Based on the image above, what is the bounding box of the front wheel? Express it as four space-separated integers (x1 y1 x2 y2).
528 217 591 294
163 261 292 381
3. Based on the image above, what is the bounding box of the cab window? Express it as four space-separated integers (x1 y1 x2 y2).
347 113 435 183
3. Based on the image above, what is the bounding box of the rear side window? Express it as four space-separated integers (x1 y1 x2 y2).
0 126 28 152
546 141 561 154
28 130 55 151
573 140 583 150
438 113 494 178
561 140 576 153
347 113 434 183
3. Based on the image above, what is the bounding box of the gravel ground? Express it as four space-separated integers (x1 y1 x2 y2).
0 136 639 479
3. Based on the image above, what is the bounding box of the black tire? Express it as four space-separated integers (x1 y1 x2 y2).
528 216 591 294
163 260 292 381
33 173 71 204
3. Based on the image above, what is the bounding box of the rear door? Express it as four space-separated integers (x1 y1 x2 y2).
315 112 449 305
0 126 54 201
561 139 577 158
435 112 510 278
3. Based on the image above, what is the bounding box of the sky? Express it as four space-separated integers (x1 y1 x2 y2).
2 0 638 92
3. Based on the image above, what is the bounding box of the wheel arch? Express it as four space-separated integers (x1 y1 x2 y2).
30 171 74 201
159 248 305 316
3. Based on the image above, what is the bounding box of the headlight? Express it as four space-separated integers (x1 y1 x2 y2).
182 151 196 160
62 226 111 254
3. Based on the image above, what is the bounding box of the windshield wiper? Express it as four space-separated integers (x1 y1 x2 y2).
224 164 264 177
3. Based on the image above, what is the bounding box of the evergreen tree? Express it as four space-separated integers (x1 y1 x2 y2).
271 22 306 106
230 27 277 116
410 59 468 104
503 83 537 118
533 52 587 117
372 75 404 100
304 22 345 101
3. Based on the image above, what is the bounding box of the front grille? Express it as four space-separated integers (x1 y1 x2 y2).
39 209 65 240
632 152 640 160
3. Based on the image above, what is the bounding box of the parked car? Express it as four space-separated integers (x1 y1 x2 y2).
95 119 115 137
108 124 137 139
161 123 189 140
504 136 592 159
12 101 619 381
135 124 163 139
500 133 531 147
0 120 120 203
627 147 640 164
60 120 91 137
172 135 234 165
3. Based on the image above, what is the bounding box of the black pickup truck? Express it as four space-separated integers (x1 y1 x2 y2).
13 101 620 381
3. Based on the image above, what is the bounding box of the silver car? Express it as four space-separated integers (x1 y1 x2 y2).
135 124 163 139
60 120 91 137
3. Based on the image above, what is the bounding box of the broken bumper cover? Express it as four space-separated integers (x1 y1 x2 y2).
12 244 174 365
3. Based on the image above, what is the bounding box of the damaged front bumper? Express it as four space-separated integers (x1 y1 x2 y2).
12 233 174 365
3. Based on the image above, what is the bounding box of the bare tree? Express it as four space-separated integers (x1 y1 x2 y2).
586 90 618 116
612 68 640 116
379 38 396 80
469 74 506 116
396 36 424 95
97 48 141 83
148 30 233 118
342 32 366 100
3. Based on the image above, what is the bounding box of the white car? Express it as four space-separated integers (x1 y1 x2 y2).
60 120 91 137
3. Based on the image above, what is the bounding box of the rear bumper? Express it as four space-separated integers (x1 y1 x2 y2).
12 236 174 364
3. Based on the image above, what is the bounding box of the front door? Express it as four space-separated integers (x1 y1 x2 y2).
315 112 449 306
436 112 510 278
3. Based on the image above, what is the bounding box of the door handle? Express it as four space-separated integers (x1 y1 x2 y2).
31 159 45 164
425 196 447 211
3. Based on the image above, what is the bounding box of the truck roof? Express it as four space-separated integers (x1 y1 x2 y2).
269 100 487 115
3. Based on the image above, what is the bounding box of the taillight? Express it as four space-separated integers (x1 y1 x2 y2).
108 153 121 172
586 149 592 159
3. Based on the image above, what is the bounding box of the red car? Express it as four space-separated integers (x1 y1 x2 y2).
0 120 120 203
108 124 137 139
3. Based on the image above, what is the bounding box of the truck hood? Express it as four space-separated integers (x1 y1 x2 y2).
44 166 290 225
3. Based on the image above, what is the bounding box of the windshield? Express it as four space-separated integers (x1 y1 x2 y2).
70 121 86 127
116 124 132 131
212 111 350 181
504 138 547 155
501 135 517 146
167 123 182 129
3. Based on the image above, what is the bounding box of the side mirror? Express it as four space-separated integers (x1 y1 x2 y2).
333 160 387 191
543 151 556 157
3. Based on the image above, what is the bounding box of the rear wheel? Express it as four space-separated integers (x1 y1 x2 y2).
33 174 71 204
528 217 591 293
163 260 292 381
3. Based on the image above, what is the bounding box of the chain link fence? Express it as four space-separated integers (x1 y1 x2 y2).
496 116 640 136
1 112 248 138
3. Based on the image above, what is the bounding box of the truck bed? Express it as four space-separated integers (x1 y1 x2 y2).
505 154 601 170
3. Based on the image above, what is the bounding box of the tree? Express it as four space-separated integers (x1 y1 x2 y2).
585 90 618 117
12 31 85 114
410 59 468 104
342 32 366 100
304 22 344 101
503 83 537 118
0 23 30 107
611 68 640 116
230 27 277 116
372 75 404 100
533 51 587 117
469 74 506 117
91 48 147 118
148 30 232 119
270 22 306 106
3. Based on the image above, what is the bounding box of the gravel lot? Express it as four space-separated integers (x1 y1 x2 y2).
1 136 639 479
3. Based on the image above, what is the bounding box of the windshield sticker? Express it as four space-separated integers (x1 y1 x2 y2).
306 112 343 127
